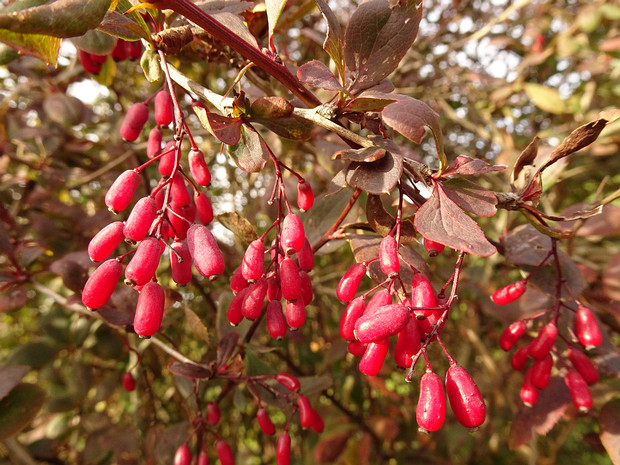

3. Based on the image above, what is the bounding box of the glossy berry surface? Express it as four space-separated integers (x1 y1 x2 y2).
297 179 314 211
133 281 165 337
379 235 400 277
276 373 300 392
353 304 410 343
394 318 422 369
416 371 446 432
188 148 211 186
215 439 234 465
567 347 599 385
336 263 366 303
276 431 291 465
527 323 558 360
574 306 602 349
491 280 527 305
173 443 191 465
358 339 389 376
266 300 287 340
122 372 136 392
297 394 314 428
499 320 527 351
340 297 366 342
565 370 593 412
257 407 275 435
207 402 221 425
88 221 125 262
82 259 123 310
445 365 486 429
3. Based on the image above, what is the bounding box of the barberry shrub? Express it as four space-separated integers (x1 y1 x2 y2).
2 1 620 465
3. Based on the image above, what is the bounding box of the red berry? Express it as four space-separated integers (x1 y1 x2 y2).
197 452 209 465
173 443 191 465
299 271 313 305
281 213 305 254
133 281 165 337
410 272 437 315
79 49 102 74
296 179 314 211
215 439 234 465
267 275 281 301
520 368 539 407
170 174 191 207
296 238 314 271
230 266 249 294
491 280 527 305
574 306 602 349
194 192 213 225
285 299 306 329
527 323 558 360
111 39 128 61
276 373 301 392
445 365 486 429
125 237 162 286
416 371 446 432
147 126 163 158
280 257 301 301
88 221 125 262
167 201 192 239
297 394 314 428
257 407 275 435
336 263 366 302
358 338 389 376
348 340 367 356
207 402 221 425
124 196 158 242
187 224 224 279
158 142 176 177
266 300 287 340
340 297 366 341
567 347 599 385
188 148 211 186
82 259 123 309
276 431 291 465
126 40 142 60
242 277 268 320
424 238 445 256
227 287 248 326
511 346 530 371
154 90 174 126
105 169 141 214
120 102 149 141
379 235 400 277
565 370 592 412
364 289 393 314
499 321 527 351
394 318 422 369
122 372 136 392
530 353 553 389
242 239 265 282
354 304 410 343
170 240 192 286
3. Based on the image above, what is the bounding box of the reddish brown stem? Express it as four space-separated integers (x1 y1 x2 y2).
312 188 362 253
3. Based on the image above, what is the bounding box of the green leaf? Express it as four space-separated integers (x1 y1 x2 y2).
0 383 46 441
266 0 287 50
227 125 269 173
523 83 578 115
140 48 162 83
0 30 60 65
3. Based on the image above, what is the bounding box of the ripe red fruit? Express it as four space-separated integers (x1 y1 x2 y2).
186 224 225 279
105 169 141 214
170 174 191 207
242 239 265 281
285 299 306 329
565 370 593 412
266 300 287 340
530 353 553 389
394 318 422 369
257 407 275 435
133 281 165 337
158 142 176 177
281 213 305 254
299 271 313 305
365 289 393 314
491 280 527 305
340 297 366 341
230 266 249 294
111 39 128 62
574 306 602 349
379 235 400 277
358 338 389 376
511 346 530 371
276 431 291 465
410 272 437 315
88 221 125 262
527 323 558 360
120 102 149 141
499 321 527 351
197 452 209 465
336 263 366 302
188 148 211 186
280 257 301 301
170 240 192 286
79 49 102 74
267 275 281 301
122 372 136 392
567 347 599 385
173 443 191 465
520 368 539 407
215 439 234 465
154 90 174 126
276 373 300 392
445 365 486 429
227 287 248 326
348 340 367 356
424 238 445 256
297 394 314 428
354 304 410 343
242 277 268 320
82 259 123 309
296 179 314 211
416 371 446 432
125 40 142 60
125 237 162 286
311 410 325 433
207 402 221 425
192 192 212 225
147 126 163 158
124 196 158 242
167 201 192 239
296 238 314 271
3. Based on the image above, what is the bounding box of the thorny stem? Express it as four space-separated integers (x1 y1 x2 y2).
312 188 363 253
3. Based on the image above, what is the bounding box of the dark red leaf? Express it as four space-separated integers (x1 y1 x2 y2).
332 146 386 163
344 151 403 195
442 155 506 177
297 60 344 91
342 91 397 112
382 95 442 148
168 362 213 379
366 194 417 244
193 105 242 145
599 398 620 465
442 179 498 217
0 285 27 312
315 0 345 79
217 332 240 368
0 365 29 401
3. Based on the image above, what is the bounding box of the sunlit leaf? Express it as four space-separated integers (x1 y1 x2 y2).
297 60 344 91
345 151 403 195
226 125 269 173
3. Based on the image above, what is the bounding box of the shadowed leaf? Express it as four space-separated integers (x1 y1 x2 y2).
366 194 417 244
0 285 27 312
442 179 497 217
168 362 213 379
216 211 259 244
0 366 29 401
0 383 45 441
333 146 386 163
345 151 403 195
600 399 620 465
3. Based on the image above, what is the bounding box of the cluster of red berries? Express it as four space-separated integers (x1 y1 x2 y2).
79 38 142 74
493 280 602 412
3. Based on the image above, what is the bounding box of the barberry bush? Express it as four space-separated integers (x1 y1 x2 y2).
1 0 620 464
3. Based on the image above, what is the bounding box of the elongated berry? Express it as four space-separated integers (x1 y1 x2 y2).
230 266 249 294
170 240 192 286
133 281 165 337
499 321 527 351
267 275 281 301
170 174 191 207
527 323 558 360
530 353 553 389
276 373 300 392
348 340 367 356
124 196 158 242
424 238 445 257
299 271 313 305
125 237 162 286
147 126 162 158
491 280 527 305
359 339 389 376
126 40 142 60
215 439 234 465
365 289 393 315
266 300 287 340
122 372 136 392
197 452 209 465
79 49 102 74
120 102 149 141
297 238 314 271
207 402 221 425
394 318 422 368
88 221 125 262
337 263 366 302
297 394 314 428
417 371 446 432
174 443 191 465
445 365 486 429
242 239 265 281
280 257 301 301
158 142 176 177
154 90 173 126
520 368 539 407
187 224 225 279
565 370 592 412
82 259 123 309
227 287 248 326
188 148 211 186
286 299 306 329
195 193 213 225
410 272 437 315
105 169 141 214
276 431 291 465
379 235 400 277
567 347 599 385
167 201 192 240
511 346 530 371
297 179 314 211
281 213 305 254
111 40 128 61
242 277 268 320
574 306 602 349
340 298 366 341
354 304 410 343
257 407 275 435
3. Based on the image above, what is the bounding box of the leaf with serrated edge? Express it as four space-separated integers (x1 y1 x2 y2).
333 146 386 163
442 178 497 217
315 0 345 80
297 60 344 91
0 383 45 441
345 151 403 195
226 125 269 173
415 182 496 257
442 155 506 177
216 211 259 244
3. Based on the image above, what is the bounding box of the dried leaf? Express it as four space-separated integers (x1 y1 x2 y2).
0 383 45 441
599 398 620 465
168 362 213 380
297 60 344 91
345 151 403 195
442 179 497 217
0 365 29 401
414 182 496 257
227 125 269 173
511 136 540 191
442 155 506 177
332 146 386 163
193 105 242 146
216 211 259 244
315 0 345 79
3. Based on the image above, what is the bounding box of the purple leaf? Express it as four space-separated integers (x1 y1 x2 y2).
168 362 213 380
0 366 29 401
332 146 386 163
442 179 498 217
344 151 403 195
442 155 506 177
315 0 345 79
414 182 496 257
342 91 397 112
297 60 344 91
